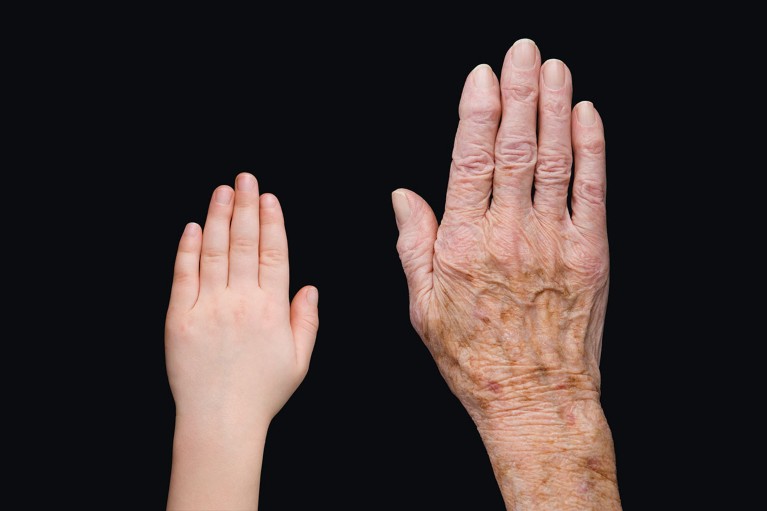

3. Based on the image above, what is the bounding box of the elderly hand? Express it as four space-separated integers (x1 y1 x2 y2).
393 39 620 509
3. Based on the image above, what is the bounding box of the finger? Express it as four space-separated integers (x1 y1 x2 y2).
228 173 260 289
168 222 202 312
200 185 234 292
443 64 501 225
258 193 289 295
492 38 541 212
533 59 573 219
392 189 438 317
291 286 319 376
570 101 607 234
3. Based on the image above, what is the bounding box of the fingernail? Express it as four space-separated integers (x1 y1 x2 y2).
236 173 256 191
577 102 596 126
542 60 565 90
473 64 494 88
306 287 319 306
391 190 411 227
512 39 536 70
184 222 200 236
215 187 233 204
260 193 278 208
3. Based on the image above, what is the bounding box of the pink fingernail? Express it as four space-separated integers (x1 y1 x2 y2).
577 102 597 126
307 287 319 306
260 193 278 208
215 187 233 204
184 222 199 236
542 60 565 90
512 39 536 70
391 190 411 227
473 64 494 88
236 173 256 191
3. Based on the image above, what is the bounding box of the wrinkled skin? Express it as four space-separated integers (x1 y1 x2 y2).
423 207 608 421
393 39 619 509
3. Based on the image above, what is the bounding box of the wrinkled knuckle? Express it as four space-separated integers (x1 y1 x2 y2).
575 135 606 156
398 238 430 273
504 83 538 103
396 235 413 257
541 97 570 118
536 153 572 187
452 152 495 176
537 150 572 173
575 179 606 205
496 137 537 166
465 98 501 123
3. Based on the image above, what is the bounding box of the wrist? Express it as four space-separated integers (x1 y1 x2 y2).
173 411 270 454
168 415 269 510
472 396 621 510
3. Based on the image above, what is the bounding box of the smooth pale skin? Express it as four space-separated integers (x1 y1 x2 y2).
393 39 621 510
165 173 319 510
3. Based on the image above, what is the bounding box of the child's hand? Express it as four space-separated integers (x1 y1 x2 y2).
165 173 318 509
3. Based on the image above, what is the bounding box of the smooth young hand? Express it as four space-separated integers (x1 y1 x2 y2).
166 173 318 510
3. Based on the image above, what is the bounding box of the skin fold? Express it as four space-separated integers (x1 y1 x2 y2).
165 173 319 510
393 39 621 510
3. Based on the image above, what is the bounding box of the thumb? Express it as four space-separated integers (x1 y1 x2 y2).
291 285 319 375
392 189 438 308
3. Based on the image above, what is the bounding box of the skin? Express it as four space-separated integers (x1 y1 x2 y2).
165 173 319 510
392 39 621 510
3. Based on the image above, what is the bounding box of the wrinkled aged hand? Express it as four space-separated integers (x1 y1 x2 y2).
393 39 619 509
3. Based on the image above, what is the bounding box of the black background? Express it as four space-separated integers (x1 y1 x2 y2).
30 12 733 510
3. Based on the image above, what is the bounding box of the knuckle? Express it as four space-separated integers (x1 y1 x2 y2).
503 83 538 103
495 136 537 166
575 135 606 156
541 97 570 118
201 249 227 264
464 99 501 123
259 247 287 265
536 152 572 187
537 150 572 173
396 233 426 263
451 151 495 176
230 236 259 251
575 179 606 205
234 198 257 209
301 314 320 333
